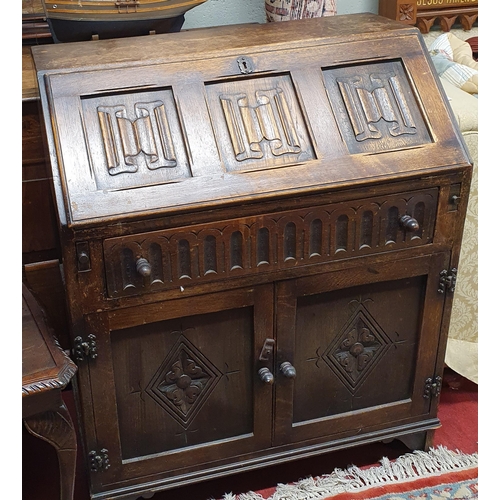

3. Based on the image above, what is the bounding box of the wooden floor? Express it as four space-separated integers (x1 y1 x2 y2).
22 367 478 500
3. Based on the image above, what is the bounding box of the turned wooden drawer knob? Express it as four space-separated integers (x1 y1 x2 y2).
399 215 419 232
280 362 297 378
136 257 152 277
258 367 274 384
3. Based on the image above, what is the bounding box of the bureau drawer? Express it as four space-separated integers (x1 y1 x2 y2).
103 188 438 298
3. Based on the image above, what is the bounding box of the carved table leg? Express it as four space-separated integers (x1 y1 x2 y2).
23 400 77 500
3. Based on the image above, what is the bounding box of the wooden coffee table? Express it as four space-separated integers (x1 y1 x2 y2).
22 283 78 500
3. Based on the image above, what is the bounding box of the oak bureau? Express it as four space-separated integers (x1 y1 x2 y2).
31 13 472 499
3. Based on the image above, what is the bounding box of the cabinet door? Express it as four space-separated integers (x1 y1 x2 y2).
274 253 448 446
78 285 274 493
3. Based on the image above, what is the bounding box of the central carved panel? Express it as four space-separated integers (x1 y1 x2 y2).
219 88 301 161
146 334 222 428
323 300 392 393
206 74 315 172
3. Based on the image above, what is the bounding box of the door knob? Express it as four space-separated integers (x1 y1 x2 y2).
280 361 296 378
258 367 274 384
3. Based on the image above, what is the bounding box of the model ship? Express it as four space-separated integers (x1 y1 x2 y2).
43 0 207 22
40 0 207 41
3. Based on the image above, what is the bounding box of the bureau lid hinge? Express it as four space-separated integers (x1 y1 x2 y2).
423 375 442 399
73 334 97 361
88 448 110 472
438 268 457 294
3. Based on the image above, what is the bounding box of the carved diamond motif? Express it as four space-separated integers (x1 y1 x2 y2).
323 303 391 393
146 334 222 428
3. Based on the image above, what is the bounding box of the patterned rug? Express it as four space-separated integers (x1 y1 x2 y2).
220 446 478 500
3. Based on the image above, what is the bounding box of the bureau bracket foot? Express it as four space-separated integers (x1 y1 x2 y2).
396 429 436 451
119 492 155 500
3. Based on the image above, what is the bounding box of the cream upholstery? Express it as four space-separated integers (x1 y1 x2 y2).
423 27 478 384
439 78 478 384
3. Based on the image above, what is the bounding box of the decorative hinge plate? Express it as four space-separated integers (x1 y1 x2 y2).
423 375 442 399
438 268 457 294
89 448 110 472
74 334 98 361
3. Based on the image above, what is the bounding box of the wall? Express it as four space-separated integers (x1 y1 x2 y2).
183 0 380 30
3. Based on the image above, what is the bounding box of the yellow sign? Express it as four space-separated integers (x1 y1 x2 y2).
417 0 478 6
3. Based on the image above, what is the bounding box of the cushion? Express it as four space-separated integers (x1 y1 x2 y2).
449 34 478 70
440 78 478 134
429 33 478 94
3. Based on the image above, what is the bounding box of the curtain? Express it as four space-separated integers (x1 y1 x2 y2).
265 0 337 22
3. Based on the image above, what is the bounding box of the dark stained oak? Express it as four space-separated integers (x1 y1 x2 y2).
22 46 60 264
22 45 69 346
30 13 472 500
22 283 78 500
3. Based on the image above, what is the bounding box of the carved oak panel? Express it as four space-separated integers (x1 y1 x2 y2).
104 188 438 297
322 300 393 393
80 88 191 191
111 308 254 459
146 334 223 429
292 276 423 424
323 61 431 153
205 74 315 172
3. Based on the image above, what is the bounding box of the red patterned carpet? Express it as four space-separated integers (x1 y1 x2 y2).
22 368 478 500
222 447 478 500
322 469 478 500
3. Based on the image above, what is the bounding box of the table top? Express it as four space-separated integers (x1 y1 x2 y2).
22 46 39 102
22 283 77 397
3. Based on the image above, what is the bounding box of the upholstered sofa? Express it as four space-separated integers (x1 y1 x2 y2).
422 28 478 384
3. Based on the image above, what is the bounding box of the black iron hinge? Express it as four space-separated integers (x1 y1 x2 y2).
423 376 442 399
73 334 98 361
438 268 457 294
89 448 110 472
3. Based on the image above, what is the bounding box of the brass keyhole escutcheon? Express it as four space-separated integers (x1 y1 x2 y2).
237 56 254 74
